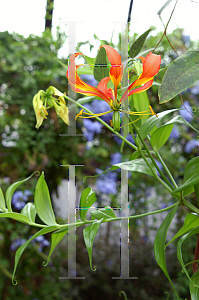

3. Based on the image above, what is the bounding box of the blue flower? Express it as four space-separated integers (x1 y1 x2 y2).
155 159 163 177
191 80 199 95
179 101 193 123
10 238 26 251
12 190 32 210
96 177 117 194
184 139 199 153
31 235 50 252
91 99 113 123
111 152 122 165
82 118 102 141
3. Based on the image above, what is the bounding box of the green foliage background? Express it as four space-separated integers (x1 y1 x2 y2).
0 28 199 299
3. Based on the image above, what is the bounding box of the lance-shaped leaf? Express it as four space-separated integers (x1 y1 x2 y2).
177 228 199 288
165 115 198 133
21 203 37 223
167 213 199 246
129 29 151 59
150 124 174 151
159 51 199 103
0 212 33 225
91 206 116 220
0 188 7 212
5 171 38 212
154 204 179 299
172 157 199 196
115 158 157 177
44 229 68 266
12 225 58 284
94 47 109 82
79 187 97 222
136 109 178 143
34 172 57 226
83 219 103 271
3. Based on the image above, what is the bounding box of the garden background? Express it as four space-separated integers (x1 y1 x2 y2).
1 0 199 299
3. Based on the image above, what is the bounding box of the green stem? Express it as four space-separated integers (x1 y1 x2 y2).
130 120 175 192
155 150 178 189
64 95 138 151
182 198 199 215
103 201 179 223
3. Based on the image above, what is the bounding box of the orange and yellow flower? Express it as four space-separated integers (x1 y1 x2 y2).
66 45 161 130
67 45 161 105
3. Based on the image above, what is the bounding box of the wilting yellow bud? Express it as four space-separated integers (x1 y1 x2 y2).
33 91 48 129
52 100 69 125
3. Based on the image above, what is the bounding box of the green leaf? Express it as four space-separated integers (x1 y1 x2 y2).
5 171 38 212
167 213 199 246
0 188 7 212
194 182 199 207
12 225 58 284
94 47 109 82
84 55 95 68
154 205 179 299
136 109 178 143
190 269 199 300
129 91 150 128
177 228 199 287
34 172 57 226
91 206 116 220
0 212 33 225
165 115 198 133
21 203 36 223
130 150 155 161
157 0 173 15
150 124 174 151
45 229 68 266
159 51 199 103
129 29 151 59
115 158 157 177
79 187 97 222
83 219 103 271
172 157 199 195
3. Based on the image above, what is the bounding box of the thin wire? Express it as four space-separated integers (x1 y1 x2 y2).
127 0 134 23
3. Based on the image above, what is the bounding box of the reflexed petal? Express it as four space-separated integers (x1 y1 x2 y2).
100 45 123 96
97 77 113 100
128 80 153 96
67 53 110 103
121 52 161 102
139 52 161 79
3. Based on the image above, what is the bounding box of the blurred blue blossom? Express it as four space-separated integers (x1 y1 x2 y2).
12 190 32 210
82 119 102 141
91 99 113 123
184 139 199 154
191 80 199 95
96 168 118 194
10 238 26 251
30 235 50 252
114 134 135 145
96 177 117 194
169 125 180 139
155 159 163 177
179 101 193 123
111 152 122 165
182 34 190 45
